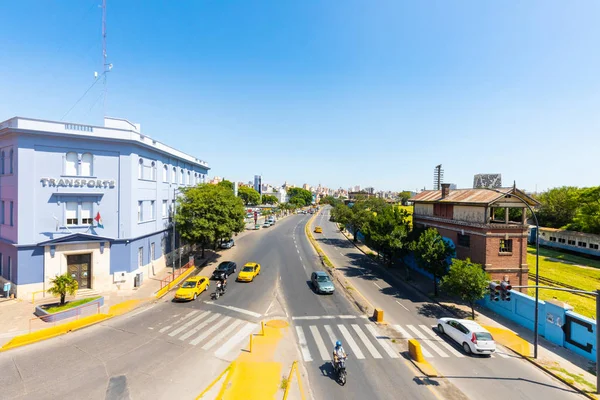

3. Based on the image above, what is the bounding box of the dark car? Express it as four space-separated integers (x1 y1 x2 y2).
311 271 335 294
211 261 237 279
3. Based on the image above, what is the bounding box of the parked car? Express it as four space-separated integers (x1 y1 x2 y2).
436 318 496 355
211 261 237 279
311 271 335 294
263 221 271 228
237 262 261 282
220 238 235 249
174 276 210 301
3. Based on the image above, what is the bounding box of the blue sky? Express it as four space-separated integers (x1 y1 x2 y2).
1 1 599 192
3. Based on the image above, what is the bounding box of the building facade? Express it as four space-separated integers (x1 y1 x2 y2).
0 116 209 299
409 184 539 288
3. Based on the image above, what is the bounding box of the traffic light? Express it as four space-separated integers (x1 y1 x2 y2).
489 282 500 301
500 281 512 301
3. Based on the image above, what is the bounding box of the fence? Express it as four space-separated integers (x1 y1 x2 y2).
159 260 195 290
29 301 101 333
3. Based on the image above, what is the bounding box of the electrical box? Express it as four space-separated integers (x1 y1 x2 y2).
113 271 127 283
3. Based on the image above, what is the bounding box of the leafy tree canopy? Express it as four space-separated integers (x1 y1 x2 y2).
569 186 600 234
414 228 455 296
217 180 234 191
288 187 313 206
47 273 79 305
237 186 261 206
261 194 278 205
441 258 490 319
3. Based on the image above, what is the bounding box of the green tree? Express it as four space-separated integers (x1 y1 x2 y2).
290 196 306 208
441 258 490 320
535 186 580 228
47 273 79 306
288 187 313 206
347 203 373 242
175 184 245 257
362 205 410 266
237 186 261 206
414 228 455 296
320 195 339 206
261 194 278 205
217 180 234 191
569 186 600 234
398 191 413 206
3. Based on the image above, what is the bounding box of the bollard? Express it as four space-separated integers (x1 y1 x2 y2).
408 339 424 362
261 321 265 336
373 308 384 323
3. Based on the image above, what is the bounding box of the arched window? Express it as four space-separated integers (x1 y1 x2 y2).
9 149 14 174
138 158 144 179
81 153 93 176
194 173 198 185
187 171 191 185
172 167 176 182
180 169 184 184
65 152 78 175
151 161 156 181
163 165 168 182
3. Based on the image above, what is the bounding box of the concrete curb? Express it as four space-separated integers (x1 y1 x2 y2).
337 223 599 399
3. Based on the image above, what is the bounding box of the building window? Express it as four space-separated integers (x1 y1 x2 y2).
590 244 599 250
151 161 156 181
180 169 184 185
499 239 513 253
9 201 14 226
9 149 13 174
187 171 191 185
138 247 143 268
457 233 470 248
66 202 78 225
138 158 144 179
138 201 143 222
568 239 576 245
578 241 587 248
1 201 4 224
558 238 566 243
81 202 93 224
549 237 557 242
150 200 155 219
162 200 168 218
65 152 78 175
163 165 168 182
172 167 176 182
151 242 155 260
80 153 93 176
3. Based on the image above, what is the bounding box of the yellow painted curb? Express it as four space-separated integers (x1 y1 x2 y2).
109 299 142 316
155 266 197 299
482 325 532 357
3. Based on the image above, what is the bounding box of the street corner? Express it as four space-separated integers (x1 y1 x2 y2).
482 325 531 357
108 299 143 316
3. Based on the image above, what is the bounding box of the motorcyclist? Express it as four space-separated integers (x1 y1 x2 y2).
218 272 227 295
332 340 347 372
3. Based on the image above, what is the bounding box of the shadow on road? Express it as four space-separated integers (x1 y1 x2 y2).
318 362 336 381
315 237 354 249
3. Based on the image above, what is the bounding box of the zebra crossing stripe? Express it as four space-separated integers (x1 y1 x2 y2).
202 319 245 350
323 325 337 347
418 325 464 357
190 316 232 346
364 324 399 359
295 326 313 362
214 322 258 358
406 325 448 358
179 313 220 341
391 324 411 340
309 326 331 361
351 324 382 359
169 311 211 337
338 325 365 359
495 350 511 358
159 310 198 333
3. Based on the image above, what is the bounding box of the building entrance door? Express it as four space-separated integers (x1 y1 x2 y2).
67 254 92 289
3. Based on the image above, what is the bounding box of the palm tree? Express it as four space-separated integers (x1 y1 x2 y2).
47 273 79 305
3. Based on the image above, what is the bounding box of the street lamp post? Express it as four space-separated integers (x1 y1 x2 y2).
486 187 540 359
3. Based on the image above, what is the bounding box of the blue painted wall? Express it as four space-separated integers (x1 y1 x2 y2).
16 246 44 285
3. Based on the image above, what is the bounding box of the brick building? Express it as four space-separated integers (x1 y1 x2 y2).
409 184 539 288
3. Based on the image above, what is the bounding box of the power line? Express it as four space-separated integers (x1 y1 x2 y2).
61 72 105 121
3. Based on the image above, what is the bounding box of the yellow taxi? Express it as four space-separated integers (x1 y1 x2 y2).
174 276 210 301
314 226 323 233
237 262 261 282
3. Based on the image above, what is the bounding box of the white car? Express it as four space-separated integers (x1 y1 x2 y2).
436 318 496 356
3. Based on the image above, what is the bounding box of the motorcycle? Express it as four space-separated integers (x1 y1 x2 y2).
334 355 347 385
211 281 226 300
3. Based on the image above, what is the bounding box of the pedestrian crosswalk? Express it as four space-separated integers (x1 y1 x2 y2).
150 309 258 360
293 322 511 362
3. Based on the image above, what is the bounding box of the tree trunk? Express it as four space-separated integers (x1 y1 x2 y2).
433 275 438 296
470 301 475 320
201 243 205 258
60 294 66 306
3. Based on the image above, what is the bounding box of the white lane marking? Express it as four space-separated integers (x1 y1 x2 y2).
190 316 232 346
323 325 337 347
365 324 399 358
292 316 321 320
302 264 306 271
169 311 211 337
299 256 302 261
396 300 410 311
202 319 245 350
297 249 300 254
323 316 336 319
214 322 258 358
206 303 262 318
496 350 511 358
180 313 220 340
406 325 448 358
310 326 332 361
338 324 365 359
339 252 344 256
351 324 382 359
295 326 313 362
338 315 357 319
373 282 382 289
159 310 198 333
265 300 275 316
418 325 464 357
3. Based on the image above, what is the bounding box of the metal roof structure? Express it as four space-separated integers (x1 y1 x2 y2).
409 187 539 207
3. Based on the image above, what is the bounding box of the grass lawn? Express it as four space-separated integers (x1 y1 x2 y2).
528 245 600 269
526 248 599 318
44 296 101 314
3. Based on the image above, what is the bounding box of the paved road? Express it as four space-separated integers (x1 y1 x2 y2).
312 206 585 400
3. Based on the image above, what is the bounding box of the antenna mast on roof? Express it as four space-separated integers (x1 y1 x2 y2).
101 0 112 117
433 164 444 191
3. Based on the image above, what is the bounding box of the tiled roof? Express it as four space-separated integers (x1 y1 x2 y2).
409 187 539 206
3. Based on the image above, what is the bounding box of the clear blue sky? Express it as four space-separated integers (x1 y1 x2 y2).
1 1 599 192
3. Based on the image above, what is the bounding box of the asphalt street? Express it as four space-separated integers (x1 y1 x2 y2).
313 206 585 400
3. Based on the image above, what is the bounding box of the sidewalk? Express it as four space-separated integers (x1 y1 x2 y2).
337 225 598 398
0 217 275 349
